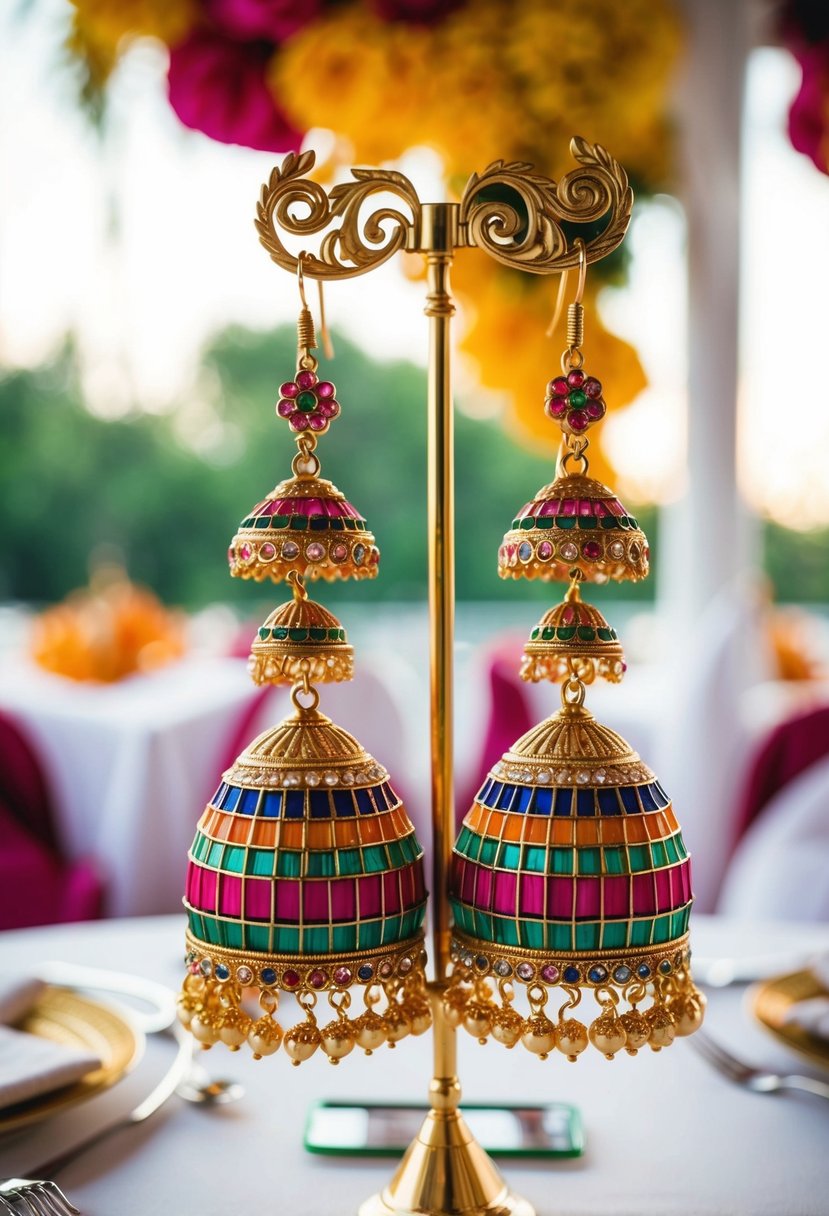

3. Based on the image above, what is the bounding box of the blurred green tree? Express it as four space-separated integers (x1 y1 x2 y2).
0 327 665 608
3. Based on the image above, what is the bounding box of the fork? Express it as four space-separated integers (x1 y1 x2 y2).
691 1030 829 1099
0 1178 79 1214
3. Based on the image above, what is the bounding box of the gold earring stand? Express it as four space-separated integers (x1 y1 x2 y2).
255 140 633 1216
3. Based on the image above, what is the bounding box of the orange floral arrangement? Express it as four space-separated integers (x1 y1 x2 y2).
30 571 186 683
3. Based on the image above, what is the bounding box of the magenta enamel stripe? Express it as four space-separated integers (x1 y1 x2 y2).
449 856 692 920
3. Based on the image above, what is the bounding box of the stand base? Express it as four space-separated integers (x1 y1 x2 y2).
358 1108 535 1216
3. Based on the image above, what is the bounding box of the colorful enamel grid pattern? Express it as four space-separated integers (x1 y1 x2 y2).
449 771 692 954
185 776 427 954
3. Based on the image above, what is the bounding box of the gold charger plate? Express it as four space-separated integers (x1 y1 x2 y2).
0 986 144 1134
751 970 829 1072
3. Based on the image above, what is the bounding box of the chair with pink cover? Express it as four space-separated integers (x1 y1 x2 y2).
0 711 105 928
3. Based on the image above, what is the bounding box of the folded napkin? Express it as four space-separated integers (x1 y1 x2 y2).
782 954 829 1041
0 976 102 1111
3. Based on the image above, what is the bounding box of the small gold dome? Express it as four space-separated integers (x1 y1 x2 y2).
249 594 354 686
520 583 626 685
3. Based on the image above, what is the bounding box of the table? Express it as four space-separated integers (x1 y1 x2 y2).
0 658 257 915
0 914 827 1215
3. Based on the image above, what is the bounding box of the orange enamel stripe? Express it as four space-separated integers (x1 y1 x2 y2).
197 803 413 850
463 803 679 847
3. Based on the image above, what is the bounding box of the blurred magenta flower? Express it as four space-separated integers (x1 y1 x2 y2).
788 43 829 173
203 0 322 41
168 31 301 152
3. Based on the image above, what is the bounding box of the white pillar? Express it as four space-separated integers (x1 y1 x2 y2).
658 0 757 633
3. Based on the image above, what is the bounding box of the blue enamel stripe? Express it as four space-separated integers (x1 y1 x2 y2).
208 780 401 820
473 780 671 818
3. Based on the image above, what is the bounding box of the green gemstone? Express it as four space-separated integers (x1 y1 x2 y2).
597 627 613 642
309 628 327 642
520 517 535 530
273 627 289 640
258 627 270 640
577 625 596 641
296 390 317 412
541 626 555 641
530 627 540 640
288 627 308 642
556 626 576 641
569 389 587 408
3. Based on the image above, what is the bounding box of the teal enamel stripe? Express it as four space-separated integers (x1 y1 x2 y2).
512 515 638 532
453 827 687 876
257 626 347 643
190 830 423 879
187 904 426 954
529 624 618 643
449 898 691 953
242 516 366 532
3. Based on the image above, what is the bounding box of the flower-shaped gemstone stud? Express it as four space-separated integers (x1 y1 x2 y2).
276 369 340 434
545 369 605 437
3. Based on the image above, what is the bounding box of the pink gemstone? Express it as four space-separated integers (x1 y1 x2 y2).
333 966 352 986
227 546 235 563
551 377 569 396
537 540 553 560
308 415 327 430
239 543 253 561
562 500 576 516
398 957 413 975
189 961 200 975
548 395 567 417
282 541 299 559
283 969 300 988
309 969 327 989
316 381 335 398
579 500 592 516
290 414 311 430
318 399 339 418
296 370 317 390
331 543 348 562
277 398 297 417
259 542 276 561
567 369 585 388
569 411 588 432
584 377 602 398
586 400 605 419
539 500 560 517
582 540 602 559
280 381 299 398
306 542 325 562
378 960 394 978
369 548 380 565
593 501 607 517
561 604 575 625
541 964 560 983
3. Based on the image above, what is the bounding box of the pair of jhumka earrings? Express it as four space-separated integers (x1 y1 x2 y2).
178 245 704 1068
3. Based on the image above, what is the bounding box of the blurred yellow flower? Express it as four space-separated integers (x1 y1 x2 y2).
69 0 196 64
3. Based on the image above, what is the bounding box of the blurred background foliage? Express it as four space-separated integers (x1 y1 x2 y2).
1 325 823 611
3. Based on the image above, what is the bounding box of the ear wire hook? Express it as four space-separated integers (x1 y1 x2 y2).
545 239 587 340
296 250 334 361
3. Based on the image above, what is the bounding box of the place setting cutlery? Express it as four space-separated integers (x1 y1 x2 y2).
0 964 245 1214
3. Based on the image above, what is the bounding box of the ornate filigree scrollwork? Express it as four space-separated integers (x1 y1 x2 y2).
458 136 632 273
255 150 420 279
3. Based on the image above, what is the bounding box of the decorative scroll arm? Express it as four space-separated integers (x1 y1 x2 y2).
459 136 633 274
255 151 420 280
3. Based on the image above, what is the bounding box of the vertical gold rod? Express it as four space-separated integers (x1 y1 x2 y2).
421 203 458 983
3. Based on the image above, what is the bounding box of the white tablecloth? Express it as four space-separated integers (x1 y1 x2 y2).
0 658 257 915
0 915 827 1215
